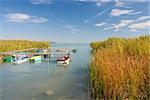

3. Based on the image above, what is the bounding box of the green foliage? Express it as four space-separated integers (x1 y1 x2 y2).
0 40 50 52
90 35 150 55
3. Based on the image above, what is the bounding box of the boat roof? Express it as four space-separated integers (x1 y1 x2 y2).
16 52 27 54
29 56 41 60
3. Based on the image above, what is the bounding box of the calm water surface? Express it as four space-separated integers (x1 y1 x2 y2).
0 43 91 100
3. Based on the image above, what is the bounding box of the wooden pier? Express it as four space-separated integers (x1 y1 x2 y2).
0 48 74 61
0 52 70 55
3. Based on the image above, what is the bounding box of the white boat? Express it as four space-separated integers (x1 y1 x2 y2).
57 56 70 65
12 57 28 64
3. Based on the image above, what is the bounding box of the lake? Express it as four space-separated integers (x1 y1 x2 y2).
0 43 91 100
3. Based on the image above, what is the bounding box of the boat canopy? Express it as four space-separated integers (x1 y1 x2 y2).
29 56 41 60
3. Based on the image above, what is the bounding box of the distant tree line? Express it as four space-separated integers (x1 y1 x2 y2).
0 40 50 52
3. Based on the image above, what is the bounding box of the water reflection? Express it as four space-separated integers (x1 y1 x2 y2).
0 43 91 100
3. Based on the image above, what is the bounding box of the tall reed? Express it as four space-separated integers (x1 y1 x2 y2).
90 35 150 100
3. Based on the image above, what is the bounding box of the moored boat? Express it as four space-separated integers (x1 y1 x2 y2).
56 48 69 52
72 49 77 53
29 56 42 63
3 56 13 63
57 55 70 65
12 57 28 64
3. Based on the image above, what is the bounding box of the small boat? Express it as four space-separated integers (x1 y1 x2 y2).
29 56 42 63
72 49 77 53
12 57 28 64
3 56 13 63
57 56 70 65
36 49 47 53
56 48 69 52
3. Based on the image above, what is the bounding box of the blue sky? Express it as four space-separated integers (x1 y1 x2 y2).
0 0 149 43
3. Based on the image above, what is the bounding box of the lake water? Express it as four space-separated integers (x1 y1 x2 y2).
0 43 91 100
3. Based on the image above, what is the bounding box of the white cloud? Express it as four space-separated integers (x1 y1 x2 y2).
5 13 30 22
129 11 141 15
103 26 112 30
31 0 52 5
5 13 48 23
96 10 105 16
111 9 134 16
129 21 150 30
103 15 150 32
93 9 107 18
133 0 149 2
103 19 134 31
95 22 106 27
66 25 77 31
137 16 150 21
113 19 134 31
115 1 132 8
94 0 111 6
115 1 124 7
64 25 79 33
77 0 110 6
29 16 48 23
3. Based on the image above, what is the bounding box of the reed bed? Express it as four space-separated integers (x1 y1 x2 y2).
0 40 50 52
90 35 150 100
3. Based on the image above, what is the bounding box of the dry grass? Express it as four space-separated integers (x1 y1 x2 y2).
90 35 150 100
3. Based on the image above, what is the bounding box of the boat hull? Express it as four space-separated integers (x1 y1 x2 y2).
57 58 70 65
12 58 28 64
29 56 42 63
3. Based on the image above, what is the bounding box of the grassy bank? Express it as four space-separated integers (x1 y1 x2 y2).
0 40 50 52
90 35 150 100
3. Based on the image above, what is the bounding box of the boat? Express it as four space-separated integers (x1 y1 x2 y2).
36 49 47 53
56 48 69 52
29 56 42 63
57 55 70 65
12 57 28 64
3 56 13 63
72 49 77 53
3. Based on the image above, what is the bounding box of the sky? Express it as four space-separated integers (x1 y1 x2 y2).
0 0 149 43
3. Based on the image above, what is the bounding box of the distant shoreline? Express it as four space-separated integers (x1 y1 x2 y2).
0 40 50 52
